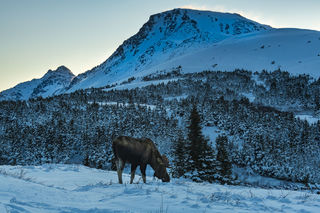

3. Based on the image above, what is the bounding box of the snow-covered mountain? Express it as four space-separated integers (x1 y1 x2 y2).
64 8 320 94
2 8 320 100
65 8 271 92
0 66 74 101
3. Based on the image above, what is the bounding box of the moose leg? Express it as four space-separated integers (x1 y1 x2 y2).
130 164 138 184
140 164 147 183
116 158 125 184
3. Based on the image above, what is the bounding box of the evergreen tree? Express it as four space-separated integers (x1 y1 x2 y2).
196 140 217 183
186 104 203 172
172 131 187 178
215 135 232 183
185 104 216 182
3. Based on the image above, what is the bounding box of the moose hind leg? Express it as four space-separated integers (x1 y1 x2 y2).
140 164 147 183
130 164 138 184
116 158 125 184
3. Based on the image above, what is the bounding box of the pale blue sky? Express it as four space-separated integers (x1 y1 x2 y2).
1 0 320 92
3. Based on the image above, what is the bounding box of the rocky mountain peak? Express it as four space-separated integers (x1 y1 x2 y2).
44 66 74 79
0 66 75 100
74 8 272 91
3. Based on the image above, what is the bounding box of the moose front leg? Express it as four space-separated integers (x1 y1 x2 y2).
130 164 138 184
140 164 147 183
116 158 125 184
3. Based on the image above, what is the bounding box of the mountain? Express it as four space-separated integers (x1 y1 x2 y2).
2 8 320 100
0 66 74 101
65 8 271 92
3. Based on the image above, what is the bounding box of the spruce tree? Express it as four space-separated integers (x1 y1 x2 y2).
172 131 187 178
185 104 216 182
216 135 232 184
187 104 203 171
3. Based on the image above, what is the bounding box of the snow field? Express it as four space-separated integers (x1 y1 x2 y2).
0 164 319 213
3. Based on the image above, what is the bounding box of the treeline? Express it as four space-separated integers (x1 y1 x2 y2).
0 98 177 169
0 69 319 184
119 68 320 112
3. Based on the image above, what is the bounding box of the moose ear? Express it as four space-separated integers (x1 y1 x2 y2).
161 154 170 168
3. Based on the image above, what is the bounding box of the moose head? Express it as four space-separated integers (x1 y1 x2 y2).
153 154 170 182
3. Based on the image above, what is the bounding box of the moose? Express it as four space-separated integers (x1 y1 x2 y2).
112 136 170 184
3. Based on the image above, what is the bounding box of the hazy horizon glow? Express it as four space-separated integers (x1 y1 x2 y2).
1 0 320 92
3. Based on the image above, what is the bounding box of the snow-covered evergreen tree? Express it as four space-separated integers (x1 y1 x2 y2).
185 104 216 182
215 135 232 183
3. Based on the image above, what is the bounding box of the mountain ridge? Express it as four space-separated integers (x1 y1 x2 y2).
64 8 271 93
1 8 320 101
0 66 74 100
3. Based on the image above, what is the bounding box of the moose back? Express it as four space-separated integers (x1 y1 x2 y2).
112 136 170 184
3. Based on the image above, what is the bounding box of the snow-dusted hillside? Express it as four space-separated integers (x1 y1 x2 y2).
148 28 320 77
0 66 74 101
1 164 319 213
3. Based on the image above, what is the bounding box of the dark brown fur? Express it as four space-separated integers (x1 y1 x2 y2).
112 136 170 184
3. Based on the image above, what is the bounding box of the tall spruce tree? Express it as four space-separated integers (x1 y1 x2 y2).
185 104 216 182
216 135 232 183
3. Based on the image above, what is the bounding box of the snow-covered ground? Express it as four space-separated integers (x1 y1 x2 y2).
295 114 320 124
202 126 222 149
0 164 319 213
150 28 320 78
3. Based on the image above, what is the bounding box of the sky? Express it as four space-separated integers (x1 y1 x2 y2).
1 0 320 92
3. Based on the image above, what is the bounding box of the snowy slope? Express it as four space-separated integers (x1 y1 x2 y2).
147 28 320 77
0 66 74 101
92 27 320 95
65 8 271 92
0 164 319 213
